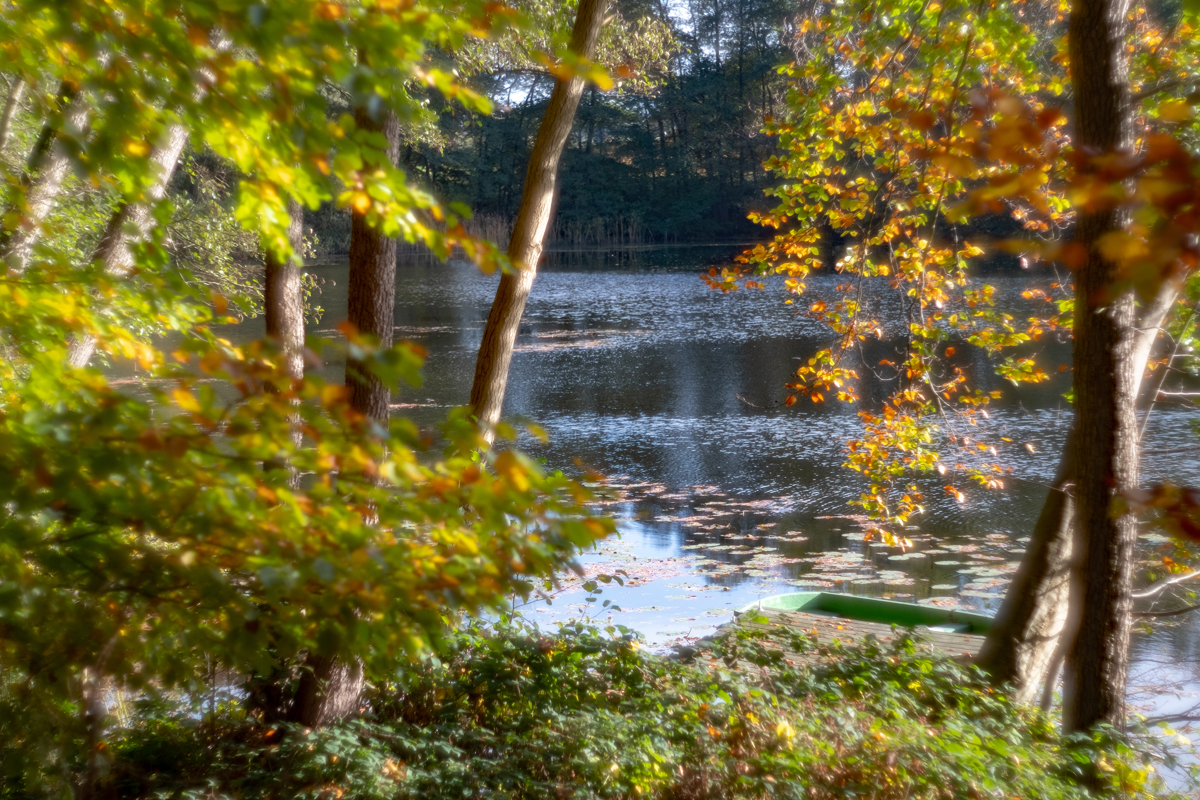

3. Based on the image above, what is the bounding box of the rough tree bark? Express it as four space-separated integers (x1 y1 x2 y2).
2 84 91 275
66 122 190 367
343 109 401 421
288 107 400 729
286 655 365 729
1061 0 1140 732
264 196 307 488
975 0 1184 715
468 0 608 437
974 430 1078 704
977 287 1175 703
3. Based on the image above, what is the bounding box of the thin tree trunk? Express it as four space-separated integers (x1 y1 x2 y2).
344 107 401 421
265 196 307 488
67 35 225 366
266 197 307 383
468 0 607 438
1061 0 1138 733
2 86 91 275
974 430 1078 704
66 122 190 367
289 107 400 729
0 76 26 153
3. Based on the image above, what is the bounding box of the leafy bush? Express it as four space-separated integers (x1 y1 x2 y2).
82 623 1184 800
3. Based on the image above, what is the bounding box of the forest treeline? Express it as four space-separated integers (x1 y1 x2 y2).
308 0 797 253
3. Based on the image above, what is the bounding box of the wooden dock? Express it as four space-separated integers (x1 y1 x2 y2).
695 606 985 669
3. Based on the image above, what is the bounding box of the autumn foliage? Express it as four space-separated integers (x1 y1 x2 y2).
723 0 1200 540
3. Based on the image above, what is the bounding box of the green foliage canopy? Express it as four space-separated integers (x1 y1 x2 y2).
0 0 613 791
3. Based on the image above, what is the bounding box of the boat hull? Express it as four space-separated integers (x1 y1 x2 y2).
738 592 993 635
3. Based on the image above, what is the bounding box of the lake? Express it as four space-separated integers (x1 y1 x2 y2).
242 246 1200 741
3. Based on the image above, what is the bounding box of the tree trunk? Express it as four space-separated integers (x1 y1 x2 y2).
344 107 401 421
974 0 1186 719
66 35 225 366
265 196 307 488
289 106 400 729
66 122 190 367
266 197 307 383
468 0 607 438
0 77 26 154
1057 0 1139 733
286 654 364 729
975 430 1078 705
977 284 1175 701
2 86 91 275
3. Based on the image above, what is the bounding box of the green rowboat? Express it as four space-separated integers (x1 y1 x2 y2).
738 592 993 635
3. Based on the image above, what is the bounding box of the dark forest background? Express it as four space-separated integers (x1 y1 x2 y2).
309 0 797 254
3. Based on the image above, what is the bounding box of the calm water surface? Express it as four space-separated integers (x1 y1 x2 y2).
244 247 1200 739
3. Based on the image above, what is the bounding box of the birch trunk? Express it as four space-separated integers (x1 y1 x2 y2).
66 35 226 366
66 122 190 367
265 196 307 488
468 0 608 438
0 77 26 154
266 197 307 383
2 85 91 275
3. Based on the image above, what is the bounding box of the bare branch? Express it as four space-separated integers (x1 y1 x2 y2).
1134 602 1200 618
1131 569 1200 599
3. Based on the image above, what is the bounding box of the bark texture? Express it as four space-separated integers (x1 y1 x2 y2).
289 107 401 729
67 122 190 367
265 197 307 384
286 654 364 728
1062 0 1138 733
2 86 91 275
468 0 608 436
976 283 1175 701
975 431 1077 704
344 107 401 421
265 197 307 488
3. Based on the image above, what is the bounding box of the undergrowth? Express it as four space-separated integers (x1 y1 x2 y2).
82 623 1186 799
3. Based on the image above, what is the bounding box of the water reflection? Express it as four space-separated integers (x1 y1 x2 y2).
240 249 1200 733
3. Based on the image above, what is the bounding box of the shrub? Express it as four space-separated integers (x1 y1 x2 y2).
86 622 1184 800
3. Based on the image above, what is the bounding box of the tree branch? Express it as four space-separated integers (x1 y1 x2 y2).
1134 602 1200 618
1131 568 1200 599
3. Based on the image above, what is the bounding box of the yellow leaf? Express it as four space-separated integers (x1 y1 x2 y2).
1158 100 1196 123
495 451 531 492
172 387 201 413
321 384 350 407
